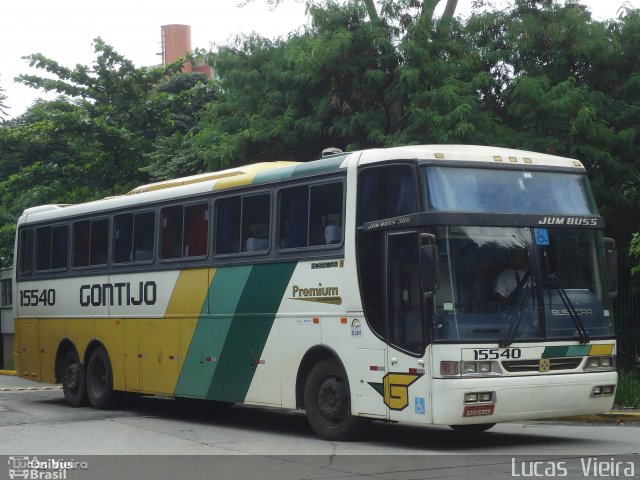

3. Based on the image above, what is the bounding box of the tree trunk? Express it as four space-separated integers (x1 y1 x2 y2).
362 0 380 22
442 0 459 21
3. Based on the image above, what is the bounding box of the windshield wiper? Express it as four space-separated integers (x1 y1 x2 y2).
547 273 590 344
499 275 534 348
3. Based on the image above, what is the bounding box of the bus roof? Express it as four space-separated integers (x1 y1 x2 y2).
19 145 585 225
356 145 585 169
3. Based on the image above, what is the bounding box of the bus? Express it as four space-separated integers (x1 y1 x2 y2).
13 145 618 440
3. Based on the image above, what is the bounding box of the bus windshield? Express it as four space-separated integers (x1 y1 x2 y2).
432 226 615 342
423 166 598 215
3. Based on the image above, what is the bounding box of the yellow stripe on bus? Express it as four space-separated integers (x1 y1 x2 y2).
589 344 614 356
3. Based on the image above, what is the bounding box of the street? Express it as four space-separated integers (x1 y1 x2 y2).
1 374 639 479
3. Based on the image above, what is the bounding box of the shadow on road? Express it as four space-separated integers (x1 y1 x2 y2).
28 392 597 451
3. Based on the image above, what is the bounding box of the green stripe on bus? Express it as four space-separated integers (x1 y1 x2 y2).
289 155 347 179
542 346 569 358
174 266 252 398
565 345 591 357
207 262 296 402
542 345 593 358
252 166 296 185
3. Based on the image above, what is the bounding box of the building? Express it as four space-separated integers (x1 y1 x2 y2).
160 24 213 79
0 267 14 370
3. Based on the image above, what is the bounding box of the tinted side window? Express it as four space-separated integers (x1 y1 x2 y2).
310 183 343 246
73 219 108 267
115 212 156 264
184 204 208 257
279 186 308 249
216 195 270 255
19 229 34 275
242 194 270 252
215 197 241 255
357 165 419 224
161 206 183 260
36 225 68 270
279 182 343 249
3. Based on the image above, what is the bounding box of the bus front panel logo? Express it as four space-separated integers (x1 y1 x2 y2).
369 373 422 411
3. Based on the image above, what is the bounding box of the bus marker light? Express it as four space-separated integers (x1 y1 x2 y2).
341 317 348 324
408 368 425 375
524 157 533 163
115 320 120 325
313 317 320 324
509 156 517 162
369 365 385 371
493 156 503 162
434 153 445 159
440 361 459 376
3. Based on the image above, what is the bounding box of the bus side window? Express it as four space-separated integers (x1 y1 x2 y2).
183 203 208 257
115 212 156 263
242 194 270 252
216 197 241 255
310 182 343 246
36 225 68 271
73 219 108 267
357 165 419 224
161 206 184 260
279 186 308 249
18 229 34 275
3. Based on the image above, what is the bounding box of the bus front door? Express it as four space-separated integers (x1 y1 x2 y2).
385 231 432 424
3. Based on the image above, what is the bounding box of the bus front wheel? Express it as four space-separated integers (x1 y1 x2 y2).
304 358 360 440
61 349 88 407
86 347 115 409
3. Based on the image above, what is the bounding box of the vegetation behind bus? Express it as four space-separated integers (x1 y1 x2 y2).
1 1 640 295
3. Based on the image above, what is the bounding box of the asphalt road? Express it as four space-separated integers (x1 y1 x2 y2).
1 375 639 480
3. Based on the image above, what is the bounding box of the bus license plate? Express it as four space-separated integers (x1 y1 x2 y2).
463 405 495 417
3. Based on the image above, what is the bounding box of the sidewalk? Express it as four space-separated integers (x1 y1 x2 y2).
0 372 59 391
560 409 640 423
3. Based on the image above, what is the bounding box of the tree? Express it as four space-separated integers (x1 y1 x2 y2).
0 82 8 122
0 40 217 266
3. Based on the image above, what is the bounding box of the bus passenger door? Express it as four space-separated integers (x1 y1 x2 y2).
385 231 433 424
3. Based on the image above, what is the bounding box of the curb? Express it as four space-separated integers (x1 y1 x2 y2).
558 411 640 423
0 370 17 376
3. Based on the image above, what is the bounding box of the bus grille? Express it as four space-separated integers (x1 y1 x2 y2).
501 358 582 372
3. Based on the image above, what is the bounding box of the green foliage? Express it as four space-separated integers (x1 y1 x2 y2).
1 1 640 289
0 84 8 123
615 368 640 408
0 39 216 265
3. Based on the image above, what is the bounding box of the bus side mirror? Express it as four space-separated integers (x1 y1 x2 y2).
604 237 618 298
419 244 439 294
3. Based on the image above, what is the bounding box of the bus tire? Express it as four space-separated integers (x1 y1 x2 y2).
61 349 88 407
304 358 360 440
449 423 496 433
86 347 115 409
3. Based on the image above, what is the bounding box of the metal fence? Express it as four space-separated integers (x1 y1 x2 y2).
614 289 640 369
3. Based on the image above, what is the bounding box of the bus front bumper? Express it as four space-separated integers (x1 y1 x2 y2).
431 371 617 426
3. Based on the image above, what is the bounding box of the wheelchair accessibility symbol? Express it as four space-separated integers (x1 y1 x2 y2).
415 397 426 415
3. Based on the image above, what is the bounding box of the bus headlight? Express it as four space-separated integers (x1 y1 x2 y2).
584 356 615 371
461 361 500 376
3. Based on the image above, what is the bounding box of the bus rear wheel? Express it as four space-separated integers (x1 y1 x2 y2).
86 347 115 409
61 349 88 407
304 358 360 440
449 423 496 433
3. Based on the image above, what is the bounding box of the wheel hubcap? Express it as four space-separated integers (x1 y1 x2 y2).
317 376 348 424
64 363 80 391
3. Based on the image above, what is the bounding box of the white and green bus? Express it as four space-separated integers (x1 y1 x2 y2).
14 145 618 439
